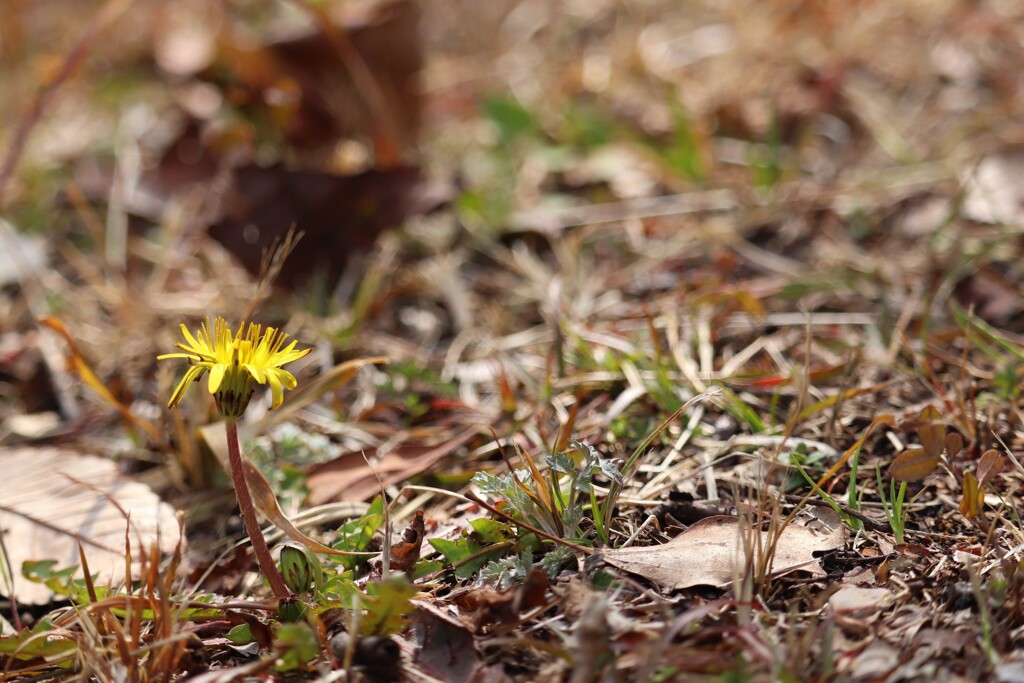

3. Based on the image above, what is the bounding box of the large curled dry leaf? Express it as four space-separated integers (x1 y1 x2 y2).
0 448 181 604
239 457 371 558
601 513 845 590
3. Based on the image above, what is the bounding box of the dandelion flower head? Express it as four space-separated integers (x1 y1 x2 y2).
158 317 310 417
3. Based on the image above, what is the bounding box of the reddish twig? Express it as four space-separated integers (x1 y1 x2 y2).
225 419 291 599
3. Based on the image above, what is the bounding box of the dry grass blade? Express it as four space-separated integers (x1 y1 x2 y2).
9 0 1024 679
0 0 136 207
37 317 159 440
240 226 305 324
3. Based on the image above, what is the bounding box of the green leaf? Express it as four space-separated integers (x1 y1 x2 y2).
429 535 507 580
429 537 482 579
469 518 513 544
547 451 575 475
21 560 96 604
360 577 417 637
320 575 360 602
332 496 384 570
21 560 76 586
483 96 539 144
411 559 444 579
273 622 320 672
0 618 78 660
227 624 256 644
717 386 765 433
994 361 1020 400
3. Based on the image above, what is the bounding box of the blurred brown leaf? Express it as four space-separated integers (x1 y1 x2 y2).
916 405 946 459
890 447 939 483
977 449 1005 487
215 0 421 156
959 470 980 519
410 601 484 682
208 163 448 291
306 426 480 504
0 448 181 604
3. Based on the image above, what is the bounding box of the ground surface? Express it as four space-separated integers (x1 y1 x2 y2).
3 1 1024 681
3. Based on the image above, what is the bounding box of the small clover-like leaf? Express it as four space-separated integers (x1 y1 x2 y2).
917 405 946 458
890 447 939 482
977 449 1006 488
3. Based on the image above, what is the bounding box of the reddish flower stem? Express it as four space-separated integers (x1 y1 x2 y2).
225 419 291 599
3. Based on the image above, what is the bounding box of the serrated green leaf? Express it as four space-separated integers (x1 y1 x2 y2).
429 535 508 580
273 622 320 672
547 452 575 474
360 578 417 637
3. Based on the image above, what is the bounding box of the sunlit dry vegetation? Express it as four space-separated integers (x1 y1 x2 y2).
3 0 1024 680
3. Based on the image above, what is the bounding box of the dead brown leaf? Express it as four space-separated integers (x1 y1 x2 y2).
0 448 181 604
828 586 893 614
916 405 946 459
890 447 939 483
409 601 484 682
208 163 449 291
389 510 425 572
451 567 549 634
959 470 980 519
214 0 422 156
891 405 948 482
977 449 1005 487
601 513 845 591
305 426 481 504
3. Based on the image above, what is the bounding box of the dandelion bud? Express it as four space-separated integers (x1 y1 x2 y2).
278 596 307 622
279 544 318 595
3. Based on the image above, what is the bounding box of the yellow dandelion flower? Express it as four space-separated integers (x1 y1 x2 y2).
158 317 310 417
